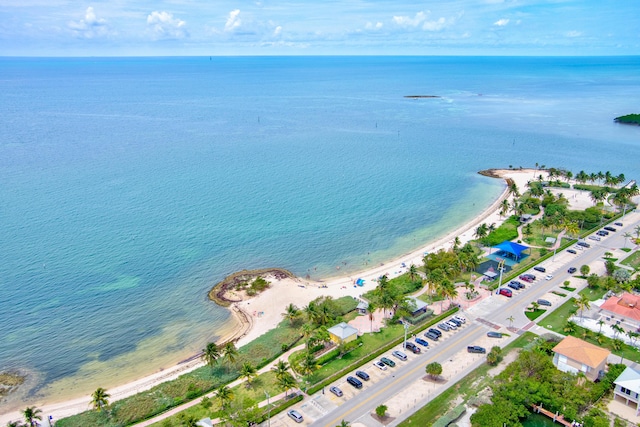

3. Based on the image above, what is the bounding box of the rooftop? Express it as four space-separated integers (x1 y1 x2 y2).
553 335 610 368
600 293 640 322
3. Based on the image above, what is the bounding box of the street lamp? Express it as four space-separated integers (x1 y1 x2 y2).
402 319 409 349
264 391 271 427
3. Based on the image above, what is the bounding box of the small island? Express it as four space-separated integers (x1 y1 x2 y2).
404 95 441 99
208 267 294 306
614 113 640 126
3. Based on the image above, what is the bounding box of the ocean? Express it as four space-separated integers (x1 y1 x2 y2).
1 56 639 408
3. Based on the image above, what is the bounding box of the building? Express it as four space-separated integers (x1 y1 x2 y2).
613 367 640 416
406 296 429 316
600 293 640 330
552 336 610 381
327 322 359 344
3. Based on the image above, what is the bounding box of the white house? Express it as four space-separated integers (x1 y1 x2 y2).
614 367 640 415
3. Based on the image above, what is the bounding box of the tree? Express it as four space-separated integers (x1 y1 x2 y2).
179 414 198 427
474 223 488 241
580 265 590 276
277 372 297 397
487 346 502 366
408 264 419 282
271 359 290 381
506 315 515 328
425 362 442 380
587 273 600 288
375 404 388 418
299 352 319 380
597 319 605 334
605 260 616 276
336 420 351 427
91 387 110 411
613 269 631 284
5 422 24 427
222 341 239 369
612 324 624 340
215 385 234 409
240 362 257 387
22 407 42 427
530 301 540 312
367 301 377 333
202 342 220 370
576 295 591 321
282 303 301 325
564 320 577 334
623 232 632 248
500 199 510 217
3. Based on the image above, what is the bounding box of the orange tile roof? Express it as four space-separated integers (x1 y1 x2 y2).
600 293 640 322
552 336 610 368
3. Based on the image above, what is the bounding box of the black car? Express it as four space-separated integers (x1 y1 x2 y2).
537 299 552 306
467 345 486 354
405 342 421 354
425 331 439 341
596 230 608 236
533 266 546 273
615 222 623 226
604 226 617 232
355 370 370 381
508 282 520 291
487 331 503 338
329 386 343 397
568 267 577 274
428 328 442 337
577 241 591 248
346 376 363 389
415 337 429 347
567 249 577 254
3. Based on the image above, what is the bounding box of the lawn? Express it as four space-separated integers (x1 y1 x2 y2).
399 332 537 427
579 286 608 301
621 250 640 270
538 297 577 332
525 309 546 321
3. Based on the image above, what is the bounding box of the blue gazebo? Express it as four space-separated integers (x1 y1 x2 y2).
492 241 530 261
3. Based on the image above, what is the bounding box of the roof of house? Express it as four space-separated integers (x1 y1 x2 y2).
356 301 369 310
407 296 428 311
615 367 640 394
493 241 529 257
600 293 640 322
552 335 610 368
327 322 358 339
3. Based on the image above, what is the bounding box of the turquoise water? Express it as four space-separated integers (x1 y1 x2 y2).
522 412 562 427
1 56 640 407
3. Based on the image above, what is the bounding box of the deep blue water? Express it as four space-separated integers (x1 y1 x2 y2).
1 56 640 406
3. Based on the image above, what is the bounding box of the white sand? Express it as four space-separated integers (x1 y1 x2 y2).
2 168 587 425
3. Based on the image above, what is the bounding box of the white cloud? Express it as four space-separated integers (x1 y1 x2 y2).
565 30 582 38
393 11 427 28
392 10 455 32
423 17 447 31
273 25 282 36
225 9 242 32
68 7 110 38
365 22 383 30
147 11 187 39
494 18 509 27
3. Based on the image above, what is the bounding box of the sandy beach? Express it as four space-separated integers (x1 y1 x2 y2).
0 168 545 425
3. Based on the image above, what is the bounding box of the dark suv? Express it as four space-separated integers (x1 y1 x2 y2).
355 370 370 381
533 266 546 273
467 345 486 354
405 342 421 354
428 328 442 337
346 376 363 389
604 226 617 232
425 330 439 340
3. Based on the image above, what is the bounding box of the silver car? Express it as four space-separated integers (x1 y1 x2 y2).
287 409 304 423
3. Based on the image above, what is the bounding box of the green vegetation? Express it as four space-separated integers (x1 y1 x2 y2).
525 309 546 321
621 250 640 271
614 113 640 125
0 371 25 399
399 333 536 427
470 339 626 427
480 217 520 247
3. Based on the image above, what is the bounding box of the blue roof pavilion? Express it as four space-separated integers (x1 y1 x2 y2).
492 241 530 261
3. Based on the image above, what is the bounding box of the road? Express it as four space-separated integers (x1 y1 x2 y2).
265 211 640 427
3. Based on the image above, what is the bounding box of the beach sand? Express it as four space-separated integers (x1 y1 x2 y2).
0 168 552 425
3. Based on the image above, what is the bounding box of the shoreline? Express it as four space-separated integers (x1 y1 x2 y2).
0 167 533 424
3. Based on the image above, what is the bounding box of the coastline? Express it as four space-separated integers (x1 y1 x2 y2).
0 168 533 424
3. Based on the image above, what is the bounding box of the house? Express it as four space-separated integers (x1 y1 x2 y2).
613 367 640 415
327 322 358 344
552 336 610 381
356 300 369 314
600 293 640 330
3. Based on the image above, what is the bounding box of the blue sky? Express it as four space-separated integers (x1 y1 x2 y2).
1 0 639 56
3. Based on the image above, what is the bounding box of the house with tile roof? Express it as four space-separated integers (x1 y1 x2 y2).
613 367 640 415
327 322 359 345
552 335 610 381
600 293 640 329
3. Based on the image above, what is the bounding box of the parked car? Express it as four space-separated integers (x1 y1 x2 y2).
380 357 396 367
545 274 554 281
445 320 458 329
577 241 591 248
429 328 442 337
588 235 601 241
597 230 608 236
533 266 546 273
437 322 451 332
537 299 552 306
373 360 387 370
487 331 503 338
329 386 343 397
347 376 363 389
604 226 617 232
498 288 513 297
568 267 577 274
415 337 429 347
615 222 623 226
405 342 421 354
519 275 533 283
355 370 370 381
287 410 304 423
508 282 520 291
392 350 408 361
467 345 486 354
510 280 524 289
425 330 440 340
567 249 577 254
453 315 466 324
449 318 463 327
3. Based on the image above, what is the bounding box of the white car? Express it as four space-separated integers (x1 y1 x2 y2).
373 360 387 371
445 320 458 330
545 274 554 281
588 235 601 241
453 315 466 324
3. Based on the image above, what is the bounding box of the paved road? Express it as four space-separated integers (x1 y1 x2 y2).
264 210 640 427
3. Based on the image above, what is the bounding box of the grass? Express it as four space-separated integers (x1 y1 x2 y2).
579 286 608 301
399 332 537 427
620 250 640 270
551 291 567 297
560 286 576 292
525 309 546 321
538 297 577 332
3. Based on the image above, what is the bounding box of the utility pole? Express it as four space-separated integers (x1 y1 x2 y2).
402 319 409 349
264 390 271 427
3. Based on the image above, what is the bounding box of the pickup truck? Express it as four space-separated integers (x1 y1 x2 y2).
467 345 486 354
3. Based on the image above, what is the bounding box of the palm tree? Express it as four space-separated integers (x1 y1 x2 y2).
474 223 488 241
612 324 624 340
272 359 290 381
240 362 257 387
564 320 577 334
6 422 23 427
215 385 234 409
202 342 220 370
278 372 298 397
22 407 42 427
91 387 110 411
299 352 319 380
500 199 510 217
222 341 239 370
597 319 605 334
336 420 351 427
282 303 301 325
367 301 377 333
408 264 419 282
623 232 633 248
179 414 199 427
576 295 591 321
635 225 640 240
506 316 515 328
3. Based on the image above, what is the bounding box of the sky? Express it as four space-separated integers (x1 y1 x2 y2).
1 0 639 56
